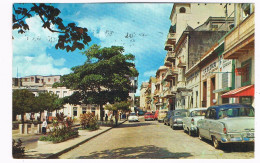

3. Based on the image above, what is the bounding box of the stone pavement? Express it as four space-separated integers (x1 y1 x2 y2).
13 120 126 159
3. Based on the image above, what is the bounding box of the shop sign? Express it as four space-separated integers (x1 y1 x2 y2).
187 71 199 82
181 91 193 96
202 61 218 79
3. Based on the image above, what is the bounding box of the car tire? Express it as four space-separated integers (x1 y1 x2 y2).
212 136 222 149
188 128 192 136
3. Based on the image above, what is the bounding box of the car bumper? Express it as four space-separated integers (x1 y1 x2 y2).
173 123 183 127
145 118 154 120
212 132 255 143
128 119 138 122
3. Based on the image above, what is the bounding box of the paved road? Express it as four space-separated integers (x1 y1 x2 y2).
59 117 254 159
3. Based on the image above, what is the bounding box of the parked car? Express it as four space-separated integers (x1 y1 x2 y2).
158 109 168 122
144 112 155 121
154 110 159 120
169 109 188 129
183 108 207 136
138 110 145 116
197 104 254 149
128 112 139 122
163 110 174 126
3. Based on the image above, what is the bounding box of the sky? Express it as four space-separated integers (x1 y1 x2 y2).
12 3 173 96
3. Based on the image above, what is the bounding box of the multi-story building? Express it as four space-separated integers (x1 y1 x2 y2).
221 3 255 106
140 82 149 110
164 3 235 110
153 66 168 110
13 74 138 121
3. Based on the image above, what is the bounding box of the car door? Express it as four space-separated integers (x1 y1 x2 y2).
199 109 209 137
183 111 191 130
204 108 217 139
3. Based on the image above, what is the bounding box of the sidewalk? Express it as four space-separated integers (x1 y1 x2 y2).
15 120 126 159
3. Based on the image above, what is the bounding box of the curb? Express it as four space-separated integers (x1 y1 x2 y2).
46 120 127 159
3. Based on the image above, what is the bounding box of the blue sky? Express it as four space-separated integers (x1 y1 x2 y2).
12 3 173 95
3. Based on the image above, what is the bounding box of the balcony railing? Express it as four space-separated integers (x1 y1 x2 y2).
224 13 254 56
166 51 175 61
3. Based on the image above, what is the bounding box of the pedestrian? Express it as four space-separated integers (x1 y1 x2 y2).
105 113 108 121
42 118 47 135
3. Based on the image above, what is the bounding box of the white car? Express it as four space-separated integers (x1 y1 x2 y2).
128 112 139 122
183 108 207 136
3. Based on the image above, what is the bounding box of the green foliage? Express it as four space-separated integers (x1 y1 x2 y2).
12 139 25 158
104 101 131 112
34 91 61 114
39 113 78 143
80 112 99 130
13 89 35 123
60 44 139 121
13 3 91 52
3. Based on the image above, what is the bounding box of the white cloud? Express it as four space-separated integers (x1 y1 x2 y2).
12 15 70 77
13 54 71 77
143 70 157 77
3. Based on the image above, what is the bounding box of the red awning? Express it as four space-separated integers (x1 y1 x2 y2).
221 85 254 98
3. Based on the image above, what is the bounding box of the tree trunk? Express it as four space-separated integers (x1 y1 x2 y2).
21 113 25 124
39 111 42 122
100 104 104 121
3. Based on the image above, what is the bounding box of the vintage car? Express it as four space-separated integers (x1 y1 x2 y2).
144 112 155 121
158 109 168 122
169 109 188 129
128 112 139 122
197 104 254 149
183 108 207 136
163 110 174 126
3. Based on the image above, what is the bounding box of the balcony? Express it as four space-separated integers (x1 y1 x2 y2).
164 59 172 67
223 12 255 59
177 56 186 68
164 42 174 51
154 89 159 97
155 78 161 86
166 51 175 62
166 32 176 45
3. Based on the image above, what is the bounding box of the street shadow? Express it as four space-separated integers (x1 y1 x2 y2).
116 122 155 128
200 139 254 152
75 145 193 159
15 150 54 159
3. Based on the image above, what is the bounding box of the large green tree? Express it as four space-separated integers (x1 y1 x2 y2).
13 89 35 123
13 3 91 52
60 44 138 121
34 91 60 121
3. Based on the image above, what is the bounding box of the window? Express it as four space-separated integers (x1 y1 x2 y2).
179 7 186 13
218 107 254 119
73 107 77 116
56 91 60 94
54 78 57 82
82 107 86 114
209 109 216 119
31 77 34 82
48 78 51 82
241 59 251 86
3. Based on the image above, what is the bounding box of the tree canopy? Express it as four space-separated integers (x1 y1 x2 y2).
13 89 35 123
104 101 131 113
13 3 91 52
59 44 138 120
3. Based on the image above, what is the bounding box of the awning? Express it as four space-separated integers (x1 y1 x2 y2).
221 85 254 98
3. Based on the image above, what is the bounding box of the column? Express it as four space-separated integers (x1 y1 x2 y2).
19 124 23 134
24 124 28 134
31 124 35 134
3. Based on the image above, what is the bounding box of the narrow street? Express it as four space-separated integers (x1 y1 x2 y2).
59 117 254 159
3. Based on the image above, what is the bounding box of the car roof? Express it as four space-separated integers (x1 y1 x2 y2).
173 109 188 112
188 108 207 112
208 103 254 111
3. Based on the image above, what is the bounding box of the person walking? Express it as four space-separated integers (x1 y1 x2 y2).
42 118 47 135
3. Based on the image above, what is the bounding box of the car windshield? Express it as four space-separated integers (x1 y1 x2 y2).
174 111 188 117
130 113 136 116
191 110 206 117
160 111 167 113
218 107 254 119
